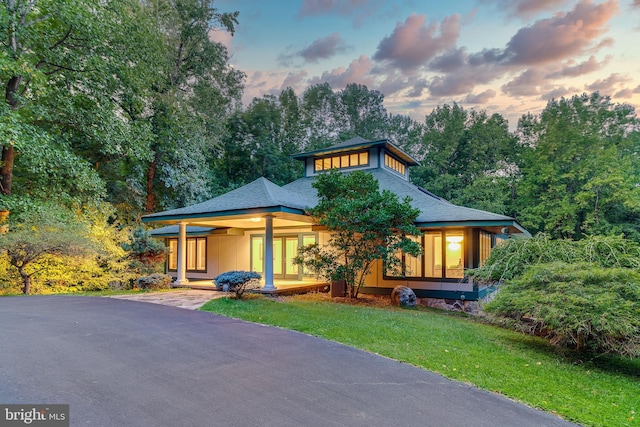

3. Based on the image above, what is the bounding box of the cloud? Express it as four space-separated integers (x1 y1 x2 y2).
502 68 549 97
539 86 581 101
487 0 572 18
309 55 374 88
373 13 460 72
464 89 497 104
502 0 618 65
546 55 610 78
429 48 468 72
278 33 350 66
586 73 630 94
428 61 502 97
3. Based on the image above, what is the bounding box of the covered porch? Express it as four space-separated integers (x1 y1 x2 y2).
142 178 319 292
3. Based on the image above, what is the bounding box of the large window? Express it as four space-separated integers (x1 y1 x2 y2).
167 237 207 272
314 151 369 172
385 230 468 279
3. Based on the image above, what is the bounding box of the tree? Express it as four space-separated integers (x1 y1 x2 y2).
0 0 157 202
0 208 95 294
140 0 244 212
295 170 422 298
515 93 640 240
339 83 389 140
411 104 519 215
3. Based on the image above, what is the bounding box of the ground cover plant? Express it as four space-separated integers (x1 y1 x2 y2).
200 294 640 427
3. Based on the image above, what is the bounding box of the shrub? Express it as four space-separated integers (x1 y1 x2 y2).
471 234 640 282
136 274 172 290
484 262 640 357
213 270 261 299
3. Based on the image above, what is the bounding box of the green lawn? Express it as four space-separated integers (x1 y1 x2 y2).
200 295 640 427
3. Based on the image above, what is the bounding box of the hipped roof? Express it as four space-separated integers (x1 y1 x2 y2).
142 177 315 222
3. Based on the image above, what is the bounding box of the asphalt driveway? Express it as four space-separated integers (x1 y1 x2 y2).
0 296 578 426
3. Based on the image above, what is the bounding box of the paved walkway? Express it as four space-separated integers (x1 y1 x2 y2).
108 289 223 310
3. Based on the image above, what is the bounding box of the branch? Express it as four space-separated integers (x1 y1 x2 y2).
48 25 73 51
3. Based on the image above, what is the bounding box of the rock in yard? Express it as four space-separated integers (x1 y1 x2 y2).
391 286 416 308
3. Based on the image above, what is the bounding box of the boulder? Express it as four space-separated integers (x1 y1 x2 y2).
391 286 416 308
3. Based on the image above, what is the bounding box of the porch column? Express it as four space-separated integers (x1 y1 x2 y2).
175 221 189 286
262 214 276 290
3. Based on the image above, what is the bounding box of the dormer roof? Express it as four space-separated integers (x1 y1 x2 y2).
291 136 420 166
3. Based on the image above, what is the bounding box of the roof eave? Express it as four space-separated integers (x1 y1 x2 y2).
142 206 308 223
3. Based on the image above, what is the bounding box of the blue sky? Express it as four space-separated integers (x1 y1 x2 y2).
213 0 640 126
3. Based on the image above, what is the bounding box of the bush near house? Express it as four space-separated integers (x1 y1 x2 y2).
484 262 640 357
213 270 261 299
473 235 640 357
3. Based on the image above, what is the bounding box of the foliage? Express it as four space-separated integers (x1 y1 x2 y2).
471 234 640 282
202 295 640 427
136 273 172 290
213 270 261 299
122 227 169 275
0 205 96 294
295 170 422 298
411 103 520 215
484 262 640 357
515 92 640 241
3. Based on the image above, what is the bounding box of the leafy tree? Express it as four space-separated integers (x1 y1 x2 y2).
140 0 244 212
0 207 95 294
515 92 640 240
0 0 157 203
411 104 519 215
300 83 346 150
338 83 389 140
295 170 422 298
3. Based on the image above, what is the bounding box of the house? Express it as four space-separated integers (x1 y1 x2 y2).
142 136 529 300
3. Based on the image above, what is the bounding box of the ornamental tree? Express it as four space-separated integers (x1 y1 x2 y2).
295 170 422 298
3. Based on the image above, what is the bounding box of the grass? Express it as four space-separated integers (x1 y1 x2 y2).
200 294 640 427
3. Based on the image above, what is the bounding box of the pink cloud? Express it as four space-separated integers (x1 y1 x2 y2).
586 73 630 93
464 89 497 104
502 68 549 97
503 0 618 65
489 0 572 18
373 13 460 72
546 55 610 78
309 55 374 88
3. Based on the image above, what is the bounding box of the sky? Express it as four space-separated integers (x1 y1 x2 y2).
212 0 640 127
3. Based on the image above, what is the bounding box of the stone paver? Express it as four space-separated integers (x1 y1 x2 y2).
108 289 222 309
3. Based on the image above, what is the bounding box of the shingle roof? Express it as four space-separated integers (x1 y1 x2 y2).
143 177 316 220
282 168 517 225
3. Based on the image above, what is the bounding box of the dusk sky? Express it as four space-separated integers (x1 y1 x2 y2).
213 0 640 126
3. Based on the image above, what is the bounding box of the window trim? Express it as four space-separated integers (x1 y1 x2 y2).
166 237 207 273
